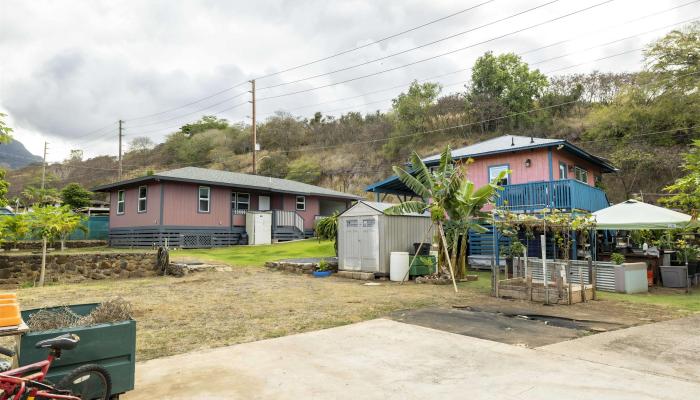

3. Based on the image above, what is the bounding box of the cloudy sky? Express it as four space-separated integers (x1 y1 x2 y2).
0 0 697 162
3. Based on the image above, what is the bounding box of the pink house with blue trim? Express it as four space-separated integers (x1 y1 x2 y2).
93 167 359 247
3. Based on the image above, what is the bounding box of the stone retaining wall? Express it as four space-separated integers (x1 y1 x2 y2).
2 240 108 251
0 252 158 286
265 260 339 274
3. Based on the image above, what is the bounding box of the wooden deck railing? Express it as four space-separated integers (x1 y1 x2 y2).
495 179 609 212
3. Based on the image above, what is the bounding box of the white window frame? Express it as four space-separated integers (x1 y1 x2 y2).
558 162 568 180
198 186 211 213
488 164 510 186
117 190 125 215
295 195 306 211
232 192 250 211
137 186 148 213
574 166 588 184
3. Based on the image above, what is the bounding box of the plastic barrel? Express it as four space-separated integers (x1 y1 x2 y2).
390 252 410 282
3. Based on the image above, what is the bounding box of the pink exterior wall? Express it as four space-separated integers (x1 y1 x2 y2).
109 182 162 228
457 147 601 187
551 149 602 186
281 194 320 230
109 181 344 231
458 148 550 187
161 182 230 227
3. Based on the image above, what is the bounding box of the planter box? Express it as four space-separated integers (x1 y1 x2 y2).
19 303 136 396
660 265 688 288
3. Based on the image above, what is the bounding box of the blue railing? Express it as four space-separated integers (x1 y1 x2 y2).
495 179 609 212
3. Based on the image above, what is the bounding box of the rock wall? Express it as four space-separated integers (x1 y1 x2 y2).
0 252 158 286
265 259 339 274
3 240 108 251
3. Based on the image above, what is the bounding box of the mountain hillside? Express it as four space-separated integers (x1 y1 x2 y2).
0 139 42 169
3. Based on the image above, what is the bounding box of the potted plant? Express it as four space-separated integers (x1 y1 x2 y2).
610 252 625 265
312 259 333 278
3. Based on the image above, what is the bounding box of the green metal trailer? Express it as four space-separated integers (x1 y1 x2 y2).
19 303 136 398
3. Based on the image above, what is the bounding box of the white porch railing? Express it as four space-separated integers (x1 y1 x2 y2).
274 210 305 233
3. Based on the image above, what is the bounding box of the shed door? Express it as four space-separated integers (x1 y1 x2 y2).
359 216 379 271
342 216 379 271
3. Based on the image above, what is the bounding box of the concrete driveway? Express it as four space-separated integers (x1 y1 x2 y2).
124 317 700 399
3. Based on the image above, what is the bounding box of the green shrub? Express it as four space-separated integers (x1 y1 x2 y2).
610 253 625 265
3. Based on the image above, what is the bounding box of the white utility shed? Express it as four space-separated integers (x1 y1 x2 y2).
338 201 432 274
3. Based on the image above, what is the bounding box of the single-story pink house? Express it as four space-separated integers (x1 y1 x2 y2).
93 167 359 247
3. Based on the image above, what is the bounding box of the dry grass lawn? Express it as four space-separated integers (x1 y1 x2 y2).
14 264 685 361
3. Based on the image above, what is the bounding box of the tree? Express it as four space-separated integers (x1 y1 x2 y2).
258 112 306 154
1 214 29 250
128 136 155 152
0 113 12 144
286 156 321 184
22 186 61 206
661 139 700 214
0 169 8 207
67 149 83 162
258 154 289 178
61 182 93 209
181 115 229 136
383 81 441 157
28 206 83 286
468 52 548 130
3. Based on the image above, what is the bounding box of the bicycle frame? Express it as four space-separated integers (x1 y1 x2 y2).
0 352 80 400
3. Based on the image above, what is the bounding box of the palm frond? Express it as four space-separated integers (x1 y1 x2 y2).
384 201 428 216
408 152 433 190
393 166 430 199
438 145 453 175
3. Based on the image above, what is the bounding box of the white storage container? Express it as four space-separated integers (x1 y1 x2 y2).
390 252 410 282
246 211 272 245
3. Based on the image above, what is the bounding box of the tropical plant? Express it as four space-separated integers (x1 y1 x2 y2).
610 253 626 265
28 205 85 286
316 259 330 272
22 186 61 206
2 214 29 249
385 146 506 287
661 139 700 215
316 212 339 255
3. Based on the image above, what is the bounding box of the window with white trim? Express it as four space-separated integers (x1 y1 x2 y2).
198 186 210 213
296 196 306 211
232 192 250 211
574 166 588 184
559 162 568 180
138 186 148 213
488 165 509 186
117 190 125 214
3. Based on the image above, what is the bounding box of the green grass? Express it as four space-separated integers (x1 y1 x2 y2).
174 239 335 267
599 290 700 313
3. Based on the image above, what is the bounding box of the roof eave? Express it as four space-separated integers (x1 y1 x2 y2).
93 175 360 199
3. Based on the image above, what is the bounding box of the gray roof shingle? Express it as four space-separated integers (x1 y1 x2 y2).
93 166 360 199
421 135 561 163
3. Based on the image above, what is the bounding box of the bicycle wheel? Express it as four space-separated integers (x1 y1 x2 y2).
56 364 112 400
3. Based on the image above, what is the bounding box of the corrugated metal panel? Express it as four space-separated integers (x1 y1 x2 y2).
525 258 616 292
379 216 432 274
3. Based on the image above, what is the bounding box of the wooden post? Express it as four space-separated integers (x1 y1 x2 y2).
527 275 533 301
591 258 597 300
438 222 458 293
250 79 257 174
541 234 548 305
578 262 585 302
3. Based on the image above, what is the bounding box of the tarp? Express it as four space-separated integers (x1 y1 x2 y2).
592 199 692 230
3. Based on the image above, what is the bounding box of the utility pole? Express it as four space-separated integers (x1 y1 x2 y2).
41 141 48 189
118 119 124 180
250 79 257 174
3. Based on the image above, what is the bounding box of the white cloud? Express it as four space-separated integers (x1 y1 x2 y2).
0 0 695 162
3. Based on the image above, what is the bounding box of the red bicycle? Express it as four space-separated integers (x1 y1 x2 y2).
0 333 111 400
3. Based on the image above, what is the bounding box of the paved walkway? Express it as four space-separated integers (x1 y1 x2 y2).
124 318 700 399
540 314 700 383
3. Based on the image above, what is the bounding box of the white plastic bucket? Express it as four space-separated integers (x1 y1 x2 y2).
390 251 410 282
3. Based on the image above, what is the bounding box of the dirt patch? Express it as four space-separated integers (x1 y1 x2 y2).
13 267 685 361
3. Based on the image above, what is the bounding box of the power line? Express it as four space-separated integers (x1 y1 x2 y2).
124 81 249 122
256 0 563 91
256 0 617 101
253 0 497 81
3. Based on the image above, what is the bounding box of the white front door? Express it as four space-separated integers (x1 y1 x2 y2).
258 195 271 211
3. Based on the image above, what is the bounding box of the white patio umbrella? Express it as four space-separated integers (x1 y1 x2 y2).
592 200 692 230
